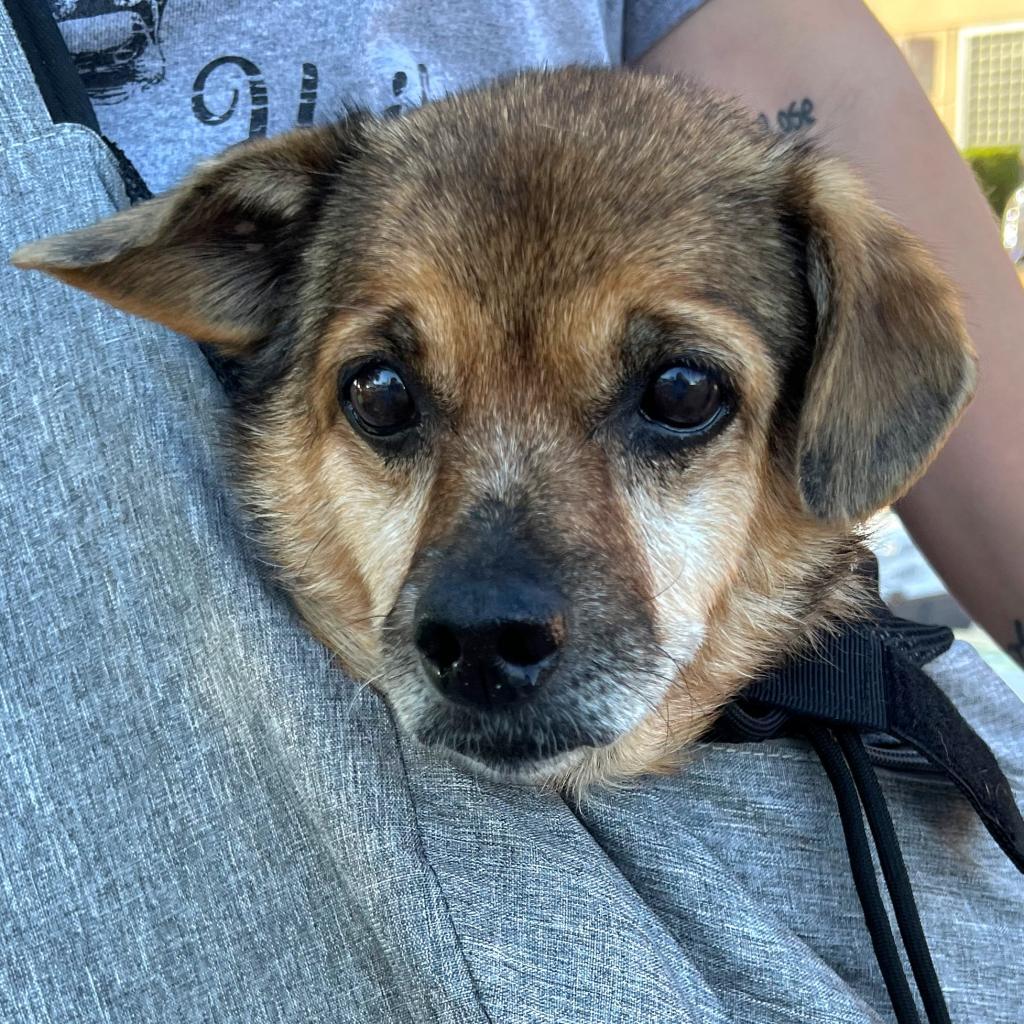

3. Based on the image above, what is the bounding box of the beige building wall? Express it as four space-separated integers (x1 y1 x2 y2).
869 0 1024 34
868 0 1024 142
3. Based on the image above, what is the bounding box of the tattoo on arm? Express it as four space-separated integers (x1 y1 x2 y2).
1008 619 1024 667
757 97 817 134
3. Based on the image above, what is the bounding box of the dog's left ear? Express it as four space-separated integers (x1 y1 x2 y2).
787 152 977 522
10 122 364 354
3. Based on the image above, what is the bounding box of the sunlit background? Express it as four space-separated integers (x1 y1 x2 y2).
864 2 1024 693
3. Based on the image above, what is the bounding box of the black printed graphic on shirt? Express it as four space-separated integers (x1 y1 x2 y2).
49 2 435 138
191 56 270 136
50 0 168 105
190 55 434 138
385 63 431 117
189 58 319 136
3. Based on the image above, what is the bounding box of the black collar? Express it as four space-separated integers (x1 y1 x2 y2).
708 568 1024 873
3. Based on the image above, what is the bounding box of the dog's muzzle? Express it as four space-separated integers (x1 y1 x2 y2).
387 501 666 776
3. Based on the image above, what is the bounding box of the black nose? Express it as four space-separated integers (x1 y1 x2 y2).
414 583 566 709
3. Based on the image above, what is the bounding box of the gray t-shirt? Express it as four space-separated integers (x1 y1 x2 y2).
49 0 706 193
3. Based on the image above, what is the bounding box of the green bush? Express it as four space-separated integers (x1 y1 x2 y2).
964 146 1022 216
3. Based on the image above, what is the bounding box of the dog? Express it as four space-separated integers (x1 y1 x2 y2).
12 67 975 790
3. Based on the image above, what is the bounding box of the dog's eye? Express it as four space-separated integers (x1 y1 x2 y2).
640 364 728 433
342 363 418 436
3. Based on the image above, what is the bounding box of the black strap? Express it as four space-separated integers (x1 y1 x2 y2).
1 0 152 203
709 557 1024 1024
1 0 98 130
883 648 1024 870
711 609 1024 872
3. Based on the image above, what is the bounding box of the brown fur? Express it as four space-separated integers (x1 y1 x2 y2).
10 67 975 790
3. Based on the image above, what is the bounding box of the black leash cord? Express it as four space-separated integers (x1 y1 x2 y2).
836 731 952 1024
707 583 1023 1022
805 723 924 1024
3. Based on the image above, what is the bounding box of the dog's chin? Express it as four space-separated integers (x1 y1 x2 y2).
411 722 616 785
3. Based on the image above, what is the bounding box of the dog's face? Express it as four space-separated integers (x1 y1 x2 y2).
13 69 975 787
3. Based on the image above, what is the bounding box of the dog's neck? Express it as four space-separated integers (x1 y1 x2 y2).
573 519 873 789
701 526 873 698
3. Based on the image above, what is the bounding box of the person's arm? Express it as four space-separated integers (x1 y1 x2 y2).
636 0 1024 666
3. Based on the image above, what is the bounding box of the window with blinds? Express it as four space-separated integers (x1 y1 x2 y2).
960 25 1024 148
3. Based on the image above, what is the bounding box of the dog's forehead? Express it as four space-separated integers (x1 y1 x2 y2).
313 71 803 384
362 87 782 295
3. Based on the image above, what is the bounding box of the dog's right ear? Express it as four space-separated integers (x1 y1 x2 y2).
11 121 366 354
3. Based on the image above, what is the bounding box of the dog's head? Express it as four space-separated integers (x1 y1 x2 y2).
13 68 975 786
